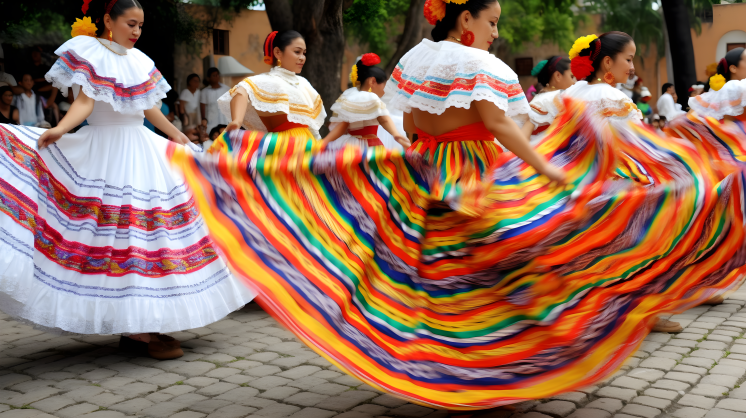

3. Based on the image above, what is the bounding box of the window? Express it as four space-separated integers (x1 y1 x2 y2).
213 29 229 55
727 43 746 52
515 57 534 76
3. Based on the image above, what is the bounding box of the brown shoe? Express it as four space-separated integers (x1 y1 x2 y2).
702 295 725 305
151 333 181 348
652 319 683 333
148 339 184 360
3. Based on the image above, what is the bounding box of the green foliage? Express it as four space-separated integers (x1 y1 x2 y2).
586 0 665 59
499 0 579 52
344 0 411 62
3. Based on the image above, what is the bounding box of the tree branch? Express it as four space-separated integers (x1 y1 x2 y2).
385 0 427 74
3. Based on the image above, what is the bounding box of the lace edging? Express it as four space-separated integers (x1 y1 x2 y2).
46 65 168 114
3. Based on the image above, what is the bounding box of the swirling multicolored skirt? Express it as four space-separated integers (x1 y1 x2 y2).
168 100 746 409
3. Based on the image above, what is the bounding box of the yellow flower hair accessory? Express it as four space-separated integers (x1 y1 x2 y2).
709 74 726 92
569 34 598 60
349 64 359 86
71 16 98 38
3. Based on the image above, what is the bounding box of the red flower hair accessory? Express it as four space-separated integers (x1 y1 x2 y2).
361 53 381 67
571 56 594 80
264 31 279 66
81 0 93 14
424 0 447 25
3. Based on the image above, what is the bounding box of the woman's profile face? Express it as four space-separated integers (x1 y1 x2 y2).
460 2 501 51
730 50 746 81
607 41 636 85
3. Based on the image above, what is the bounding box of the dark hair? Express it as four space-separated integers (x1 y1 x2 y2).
210 126 225 137
206 67 219 78
582 31 634 82
263 30 304 65
355 60 387 85
91 0 143 38
717 47 745 81
431 0 497 42
662 83 673 95
0 86 12 97
535 56 571 86
186 73 200 84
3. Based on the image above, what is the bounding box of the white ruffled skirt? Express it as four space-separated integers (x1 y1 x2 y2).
0 121 255 334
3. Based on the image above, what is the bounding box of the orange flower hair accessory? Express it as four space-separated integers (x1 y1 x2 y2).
424 0 469 25
71 16 98 38
361 53 381 67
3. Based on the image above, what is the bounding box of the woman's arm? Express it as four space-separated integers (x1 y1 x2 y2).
320 122 349 147
144 105 189 145
38 90 95 149
378 115 410 148
12 108 19 125
225 87 249 132
520 120 535 140
403 111 415 134
475 101 565 184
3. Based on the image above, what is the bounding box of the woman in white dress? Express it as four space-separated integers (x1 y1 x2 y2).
179 73 201 128
521 56 575 143
0 0 254 359
322 53 410 150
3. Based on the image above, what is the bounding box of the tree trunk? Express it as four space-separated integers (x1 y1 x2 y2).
264 0 348 135
660 0 696 108
385 0 427 74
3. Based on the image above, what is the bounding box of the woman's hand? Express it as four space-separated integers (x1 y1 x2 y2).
38 127 65 150
541 163 567 186
225 119 242 132
171 131 190 146
394 135 411 148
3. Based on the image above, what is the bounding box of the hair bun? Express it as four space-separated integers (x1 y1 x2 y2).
361 53 381 67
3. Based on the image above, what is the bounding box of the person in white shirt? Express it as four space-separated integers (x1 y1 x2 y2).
200 68 230 134
179 73 201 128
12 74 45 127
656 83 685 121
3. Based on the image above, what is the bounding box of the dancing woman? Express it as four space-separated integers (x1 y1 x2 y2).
688 47 746 121
170 0 746 410
322 53 410 150
0 0 254 359
212 30 325 158
521 56 575 142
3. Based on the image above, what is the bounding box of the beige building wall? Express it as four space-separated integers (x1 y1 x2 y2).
174 6 272 93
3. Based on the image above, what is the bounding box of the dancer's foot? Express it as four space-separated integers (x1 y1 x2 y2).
702 295 725 305
148 335 184 360
652 319 683 333
151 333 181 348
119 334 149 355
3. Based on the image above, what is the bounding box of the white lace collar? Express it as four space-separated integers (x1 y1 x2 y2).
95 38 128 55
269 66 300 86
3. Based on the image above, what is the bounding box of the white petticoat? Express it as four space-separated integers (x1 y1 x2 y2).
0 102 255 335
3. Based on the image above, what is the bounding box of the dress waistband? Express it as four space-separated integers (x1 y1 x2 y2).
348 126 383 146
415 122 493 143
268 121 308 132
532 125 549 136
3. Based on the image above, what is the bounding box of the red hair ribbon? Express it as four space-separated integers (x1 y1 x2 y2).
264 31 279 65
361 53 381 67
81 0 93 14
591 38 602 61
720 57 730 75
105 0 119 15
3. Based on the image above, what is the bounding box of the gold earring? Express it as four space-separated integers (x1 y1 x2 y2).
277 59 281 67
368 87 372 92
109 30 112 43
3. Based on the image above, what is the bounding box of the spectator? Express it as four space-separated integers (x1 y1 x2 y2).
651 114 660 130
180 73 201 128
637 87 653 119
658 115 667 133
0 86 19 124
656 83 685 121
26 47 59 125
203 124 226 151
0 46 22 94
200 68 230 134
13 74 45 127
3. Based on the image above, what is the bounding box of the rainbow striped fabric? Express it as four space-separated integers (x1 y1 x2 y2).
169 99 746 409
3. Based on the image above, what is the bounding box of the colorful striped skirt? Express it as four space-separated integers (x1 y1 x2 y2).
168 100 746 409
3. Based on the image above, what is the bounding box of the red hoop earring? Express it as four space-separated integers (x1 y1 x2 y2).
461 30 475 47
603 71 616 86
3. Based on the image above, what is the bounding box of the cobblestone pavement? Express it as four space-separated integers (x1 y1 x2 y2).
2 287 746 418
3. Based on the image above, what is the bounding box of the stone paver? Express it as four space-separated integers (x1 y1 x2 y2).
0 292 744 418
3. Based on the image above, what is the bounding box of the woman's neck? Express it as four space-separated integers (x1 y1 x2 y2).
189 87 197 94
0 102 9 111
